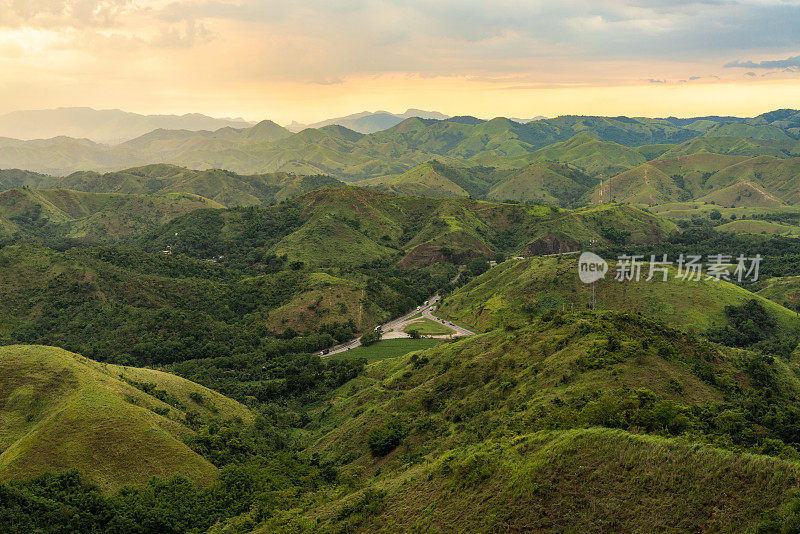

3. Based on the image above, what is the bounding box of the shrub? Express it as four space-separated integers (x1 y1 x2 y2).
367 419 405 457
360 330 382 347
336 488 387 521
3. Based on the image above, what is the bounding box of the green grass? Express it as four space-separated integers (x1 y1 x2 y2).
648 202 800 220
0 345 253 493
327 338 441 361
294 428 800 533
530 134 647 176
716 219 800 236
403 317 454 335
586 152 800 208
437 254 797 333
758 275 800 310
148 186 673 269
273 310 800 532
0 187 223 241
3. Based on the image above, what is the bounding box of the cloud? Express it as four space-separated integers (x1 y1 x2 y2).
725 55 800 69
152 19 213 48
5 0 800 79
0 0 136 29
309 77 345 86
5 0 800 120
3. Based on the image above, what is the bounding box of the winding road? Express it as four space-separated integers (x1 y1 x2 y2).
321 293 476 357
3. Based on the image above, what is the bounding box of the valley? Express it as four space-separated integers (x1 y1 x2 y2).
11 0 800 529
1 108 800 533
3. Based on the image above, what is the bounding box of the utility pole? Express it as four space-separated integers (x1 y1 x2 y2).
589 237 597 310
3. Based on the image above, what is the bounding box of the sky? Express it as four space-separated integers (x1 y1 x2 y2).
2 0 800 123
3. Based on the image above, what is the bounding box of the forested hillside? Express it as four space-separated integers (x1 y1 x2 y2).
2 110 800 534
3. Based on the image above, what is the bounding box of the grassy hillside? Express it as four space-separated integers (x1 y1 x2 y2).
140 187 675 269
51 164 345 207
590 152 800 208
716 219 800 236
530 134 648 176
648 202 800 222
0 344 252 493
0 169 49 189
757 275 800 311
282 188 675 266
0 243 437 365
661 136 800 159
0 187 223 242
591 153 747 204
357 161 502 199
261 311 800 532
292 429 800 533
701 155 800 205
436 255 796 333
485 160 597 206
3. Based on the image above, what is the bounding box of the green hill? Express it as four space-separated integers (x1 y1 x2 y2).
661 136 800 159
360 159 601 206
356 162 473 198
10 109 800 179
485 161 597 206
6 110 800 179
757 275 800 310
300 428 800 533
591 153 800 207
702 122 793 139
0 187 224 242
0 344 252 493
716 219 800 236
53 164 346 207
436 254 796 333
0 135 131 176
144 187 674 268
0 243 434 365
530 134 648 176
701 155 800 206
0 169 49 189
266 311 800 532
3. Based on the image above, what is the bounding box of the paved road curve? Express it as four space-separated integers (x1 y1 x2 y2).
321 293 476 357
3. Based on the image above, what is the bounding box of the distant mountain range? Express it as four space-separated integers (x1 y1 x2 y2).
286 109 450 133
2 109 800 209
0 107 255 143
0 164 344 208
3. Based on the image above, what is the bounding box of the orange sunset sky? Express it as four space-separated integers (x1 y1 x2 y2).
2 0 800 123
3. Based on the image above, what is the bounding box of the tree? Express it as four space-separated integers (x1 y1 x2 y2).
367 419 405 457
360 329 381 347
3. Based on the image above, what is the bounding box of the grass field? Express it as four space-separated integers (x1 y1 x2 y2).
0 345 253 493
403 317 454 335
716 219 800 236
294 310 800 532
437 255 798 333
648 202 800 221
327 338 441 361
